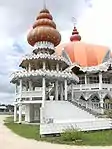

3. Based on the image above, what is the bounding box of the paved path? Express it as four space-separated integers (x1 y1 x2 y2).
0 115 112 149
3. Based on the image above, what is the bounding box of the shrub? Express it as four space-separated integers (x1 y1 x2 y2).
60 126 83 141
105 110 112 118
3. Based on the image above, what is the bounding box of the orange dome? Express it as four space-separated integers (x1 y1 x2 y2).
56 42 110 67
27 8 61 47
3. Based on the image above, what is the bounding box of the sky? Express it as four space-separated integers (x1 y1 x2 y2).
0 0 112 104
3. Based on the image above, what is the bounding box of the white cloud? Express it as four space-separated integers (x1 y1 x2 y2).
76 0 112 48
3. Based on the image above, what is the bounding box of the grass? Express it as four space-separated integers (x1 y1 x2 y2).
4 116 112 146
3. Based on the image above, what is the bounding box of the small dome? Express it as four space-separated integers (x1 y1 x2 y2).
27 8 61 47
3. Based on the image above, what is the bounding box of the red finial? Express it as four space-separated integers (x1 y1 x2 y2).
70 17 81 42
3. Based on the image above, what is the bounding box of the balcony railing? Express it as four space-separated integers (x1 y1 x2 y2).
22 90 42 98
73 83 112 91
16 90 42 99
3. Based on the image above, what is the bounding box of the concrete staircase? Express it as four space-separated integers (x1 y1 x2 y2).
43 101 96 123
40 100 112 135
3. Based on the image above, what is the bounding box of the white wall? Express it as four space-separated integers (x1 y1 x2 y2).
44 101 96 123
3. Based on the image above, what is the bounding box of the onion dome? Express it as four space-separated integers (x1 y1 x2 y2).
27 8 61 47
70 26 81 42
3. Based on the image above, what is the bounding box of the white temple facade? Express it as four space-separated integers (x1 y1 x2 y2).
11 8 78 124
10 7 112 135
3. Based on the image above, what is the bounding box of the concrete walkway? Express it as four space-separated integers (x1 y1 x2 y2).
0 115 112 149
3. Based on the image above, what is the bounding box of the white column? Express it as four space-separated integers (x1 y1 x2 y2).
15 83 17 103
56 63 59 71
85 74 87 84
29 80 32 101
71 83 74 101
100 98 104 114
56 64 59 100
19 104 22 123
14 104 17 122
55 80 58 100
40 107 44 124
25 105 28 122
65 79 67 101
15 83 17 94
43 61 46 70
25 104 31 122
42 77 46 108
60 83 63 100
28 63 31 72
20 79 22 101
29 80 33 91
100 98 104 108
99 72 102 90
27 104 31 122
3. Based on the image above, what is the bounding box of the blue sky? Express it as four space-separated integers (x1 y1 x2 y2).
0 0 112 104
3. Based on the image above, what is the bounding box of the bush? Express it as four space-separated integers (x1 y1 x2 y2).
60 126 83 141
105 110 112 118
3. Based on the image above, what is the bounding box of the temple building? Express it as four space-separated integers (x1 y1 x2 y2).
56 25 112 110
10 7 112 135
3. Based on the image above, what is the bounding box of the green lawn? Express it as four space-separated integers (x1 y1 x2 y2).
4 116 112 146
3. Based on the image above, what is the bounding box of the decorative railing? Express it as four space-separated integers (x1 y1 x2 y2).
70 100 102 114
73 83 112 91
21 52 71 66
10 69 79 82
70 99 112 115
34 41 54 50
102 84 112 90
22 90 42 98
15 90 42 99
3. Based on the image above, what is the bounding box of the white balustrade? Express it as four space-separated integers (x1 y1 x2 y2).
16 90 42 99
102 83 112 90
72 99 112 114
11 69 79 83
74 100 102 114
73 83 112 91
22 90 42 98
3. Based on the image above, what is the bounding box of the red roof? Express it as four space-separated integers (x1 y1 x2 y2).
56 41 110 67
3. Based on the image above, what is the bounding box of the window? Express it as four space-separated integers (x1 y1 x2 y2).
79 76 85 84
102 78 110 84
89 76 99 84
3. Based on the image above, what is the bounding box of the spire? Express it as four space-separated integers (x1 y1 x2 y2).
43 0 46 9
70 17 81 42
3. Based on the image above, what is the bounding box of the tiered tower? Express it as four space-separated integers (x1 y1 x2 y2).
11 8 79 124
